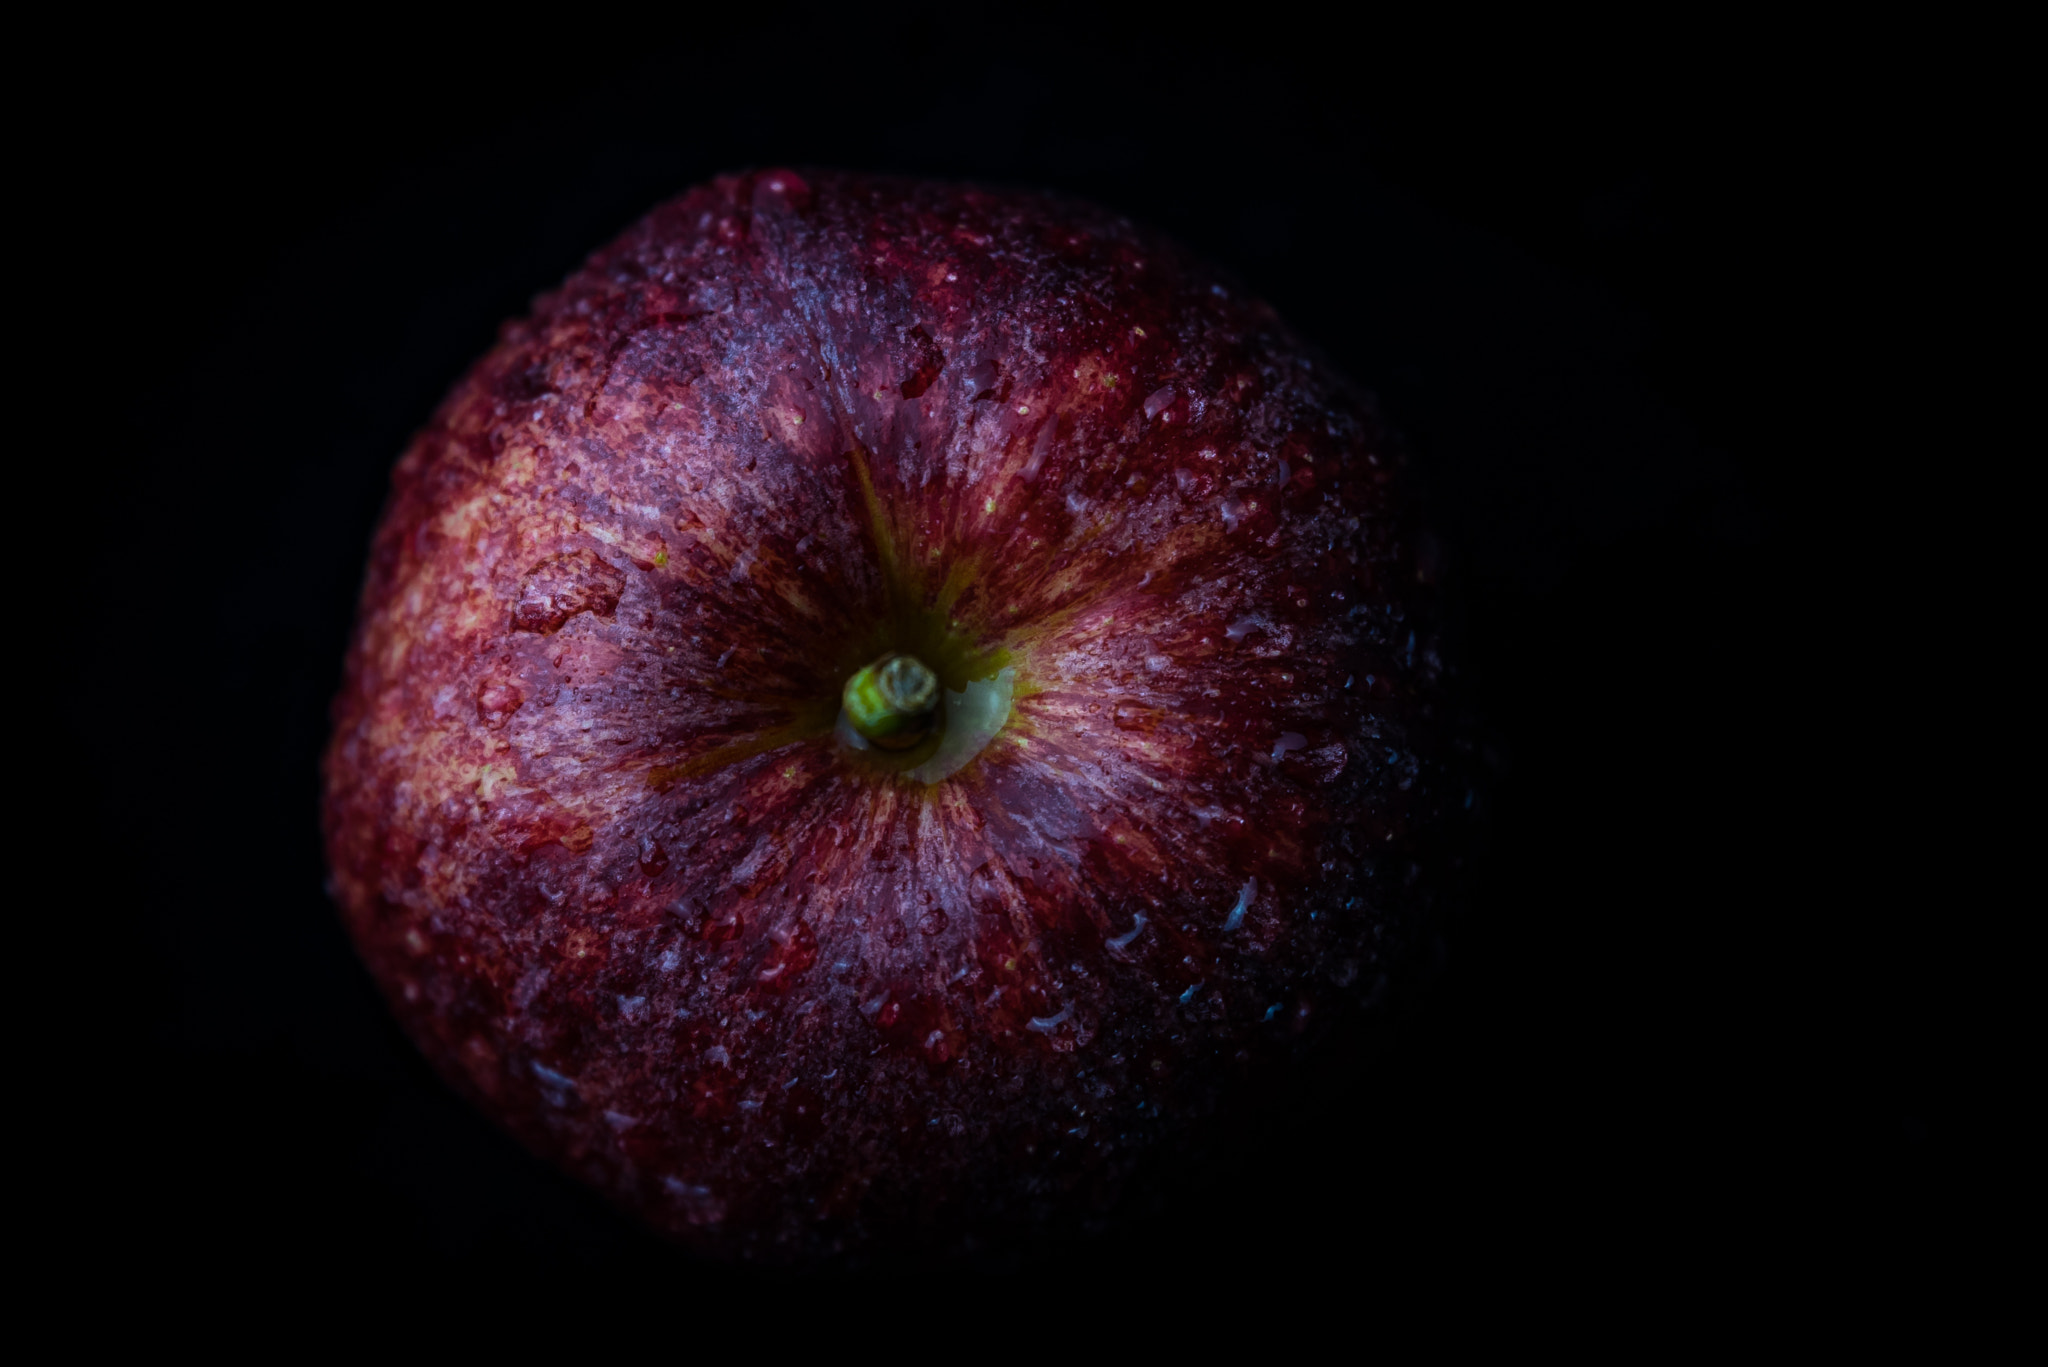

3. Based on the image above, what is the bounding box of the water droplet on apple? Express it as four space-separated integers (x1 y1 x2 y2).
1023 415 1057 481
532 1061 578 1105
904 667 1014 785
1142 385 1175 420
476 678 523 727
1112 699 1156 731
1222 877 1257 932
1025 1005 1070 1033
899 326 946 399
751 169 812 215
961 357 999 399
513 550 625 634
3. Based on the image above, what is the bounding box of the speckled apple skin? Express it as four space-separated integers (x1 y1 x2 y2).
323 170 1449 1258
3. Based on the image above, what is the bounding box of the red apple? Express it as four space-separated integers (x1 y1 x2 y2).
323 169 1448 1258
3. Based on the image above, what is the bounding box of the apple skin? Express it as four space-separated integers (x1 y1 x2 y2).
323 170 1450 1258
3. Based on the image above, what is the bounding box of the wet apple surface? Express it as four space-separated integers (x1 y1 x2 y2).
323 170 1450 1257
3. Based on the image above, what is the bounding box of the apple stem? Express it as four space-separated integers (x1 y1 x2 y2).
842 653 941 750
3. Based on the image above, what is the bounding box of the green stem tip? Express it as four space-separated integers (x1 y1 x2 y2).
843 652 941 750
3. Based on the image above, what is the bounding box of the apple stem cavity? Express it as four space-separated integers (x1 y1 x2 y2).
842 653 941 750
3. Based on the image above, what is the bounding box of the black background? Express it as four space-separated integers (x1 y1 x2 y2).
78 13 1927 1298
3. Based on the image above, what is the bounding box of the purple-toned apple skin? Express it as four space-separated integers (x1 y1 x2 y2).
323 170 1448 1257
